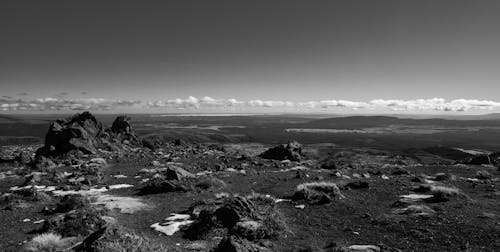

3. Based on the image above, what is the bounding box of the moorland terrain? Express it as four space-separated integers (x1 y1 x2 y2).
0 112 499 251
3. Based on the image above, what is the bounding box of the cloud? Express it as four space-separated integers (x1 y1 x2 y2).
2 95 500 113
148 97 500 112
148 96 246 109
369 98 500 112
0 97 141 112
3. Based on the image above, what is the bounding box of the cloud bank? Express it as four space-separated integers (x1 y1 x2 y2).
0 97 141 112
1 96 500 113
147 97 500 112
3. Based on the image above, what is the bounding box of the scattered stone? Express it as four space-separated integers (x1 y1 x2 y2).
259 141 302 161
294 182 345 205
295 204 306 209
393 204 436 216
166 165 196 180
214 235 272 252
138 179 188 195
343 245 381 252
475 170 492 180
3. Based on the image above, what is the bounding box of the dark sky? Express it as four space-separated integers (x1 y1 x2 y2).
1 0 500 113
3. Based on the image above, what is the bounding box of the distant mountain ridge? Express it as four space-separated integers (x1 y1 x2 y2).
303 115 500 128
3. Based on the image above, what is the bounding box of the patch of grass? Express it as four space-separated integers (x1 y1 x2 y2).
194 177 226 190
24 233 77 252
43 207 107 237
245 192 276 204
93 228 173 252
414 184 465 202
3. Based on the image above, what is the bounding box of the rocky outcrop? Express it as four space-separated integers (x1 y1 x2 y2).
259 141 303 161
35 112 142 159
36 112 104 157
106 115 139 144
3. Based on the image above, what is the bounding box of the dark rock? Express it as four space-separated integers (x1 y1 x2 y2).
466 155 493 165
183 209 218 240
73 226 107 252
142 138 157 150
165 165 195 180
344 181 370 190
138 179 188 195
15 151 32 165
110 115 132 135
107 115 138 143
392 167 410 175
476 170 492 180
42 207 106 237
214 235 272 252
36 112 103 157
231 221 267 240
293 182 344 205
215 197 257 227
259 141 302 161
319 157 337 170
173 139 183 146
53 195 90 213
34 156 57 171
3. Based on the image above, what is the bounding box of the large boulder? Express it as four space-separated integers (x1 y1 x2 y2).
36 112 103 157
35 112 141 158
107 115 138 143
259 141 303 161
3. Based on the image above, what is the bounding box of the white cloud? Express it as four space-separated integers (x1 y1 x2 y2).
369 98 500 112
0 97 141 111
3 96 500 113
146 97 500 112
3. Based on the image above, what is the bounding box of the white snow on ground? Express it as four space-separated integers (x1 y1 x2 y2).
399 194 433 203
91 194 150 214
50 184 134 196
10 183 148 213
151 213 194 236
165 213 191 221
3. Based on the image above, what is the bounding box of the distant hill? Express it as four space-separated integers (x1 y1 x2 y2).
0 114 25 123
303 115 500 129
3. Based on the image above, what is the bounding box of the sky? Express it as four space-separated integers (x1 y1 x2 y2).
1 0 500 114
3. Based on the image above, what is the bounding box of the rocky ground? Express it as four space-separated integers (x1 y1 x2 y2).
0 112 499 252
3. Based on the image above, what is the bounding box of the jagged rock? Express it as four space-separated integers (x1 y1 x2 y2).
214 236 272 252
166 165 195 180
34 155 57 171
174 139 183 146
392 167 410 175
231 220 266 240
259 141 302 161
215 196 257 227
320 157 337 170
294 182 345 205
42 207 106 237
183 196 281 240
36 112 103 157
343 181 370 190
22 172 43 186
15 151 32 164
138 179 188 195
107 115 138 143
476 170 492 180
